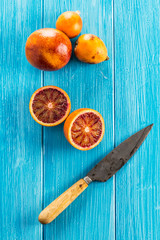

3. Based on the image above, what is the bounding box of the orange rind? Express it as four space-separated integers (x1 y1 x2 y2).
29 86 71 126
56 11 82 39
64 108 105 150
74 34 109 64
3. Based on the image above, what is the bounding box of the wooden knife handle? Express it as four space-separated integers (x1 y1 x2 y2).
38 179 88 224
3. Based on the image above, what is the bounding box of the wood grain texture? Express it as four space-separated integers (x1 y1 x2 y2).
0 0 43 239
1 0 159 239
43 0 114 239
114 0 160 239
39 179 88 224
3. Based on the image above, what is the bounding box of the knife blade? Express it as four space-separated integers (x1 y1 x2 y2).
39 124 153 224
86 123 153 183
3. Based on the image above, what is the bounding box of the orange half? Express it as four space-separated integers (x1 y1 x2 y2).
29 86 71 126
64 108 105 150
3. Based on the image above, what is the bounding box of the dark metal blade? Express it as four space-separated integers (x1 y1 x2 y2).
87 124 153 182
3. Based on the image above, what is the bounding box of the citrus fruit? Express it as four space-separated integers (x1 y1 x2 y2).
74 34 109 64
25 28 72 71
29 86 71 126
64 108 105 150
56 11 82 39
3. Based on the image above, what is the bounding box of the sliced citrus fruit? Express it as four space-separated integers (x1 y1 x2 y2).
29 86 71 126
64 108 105 150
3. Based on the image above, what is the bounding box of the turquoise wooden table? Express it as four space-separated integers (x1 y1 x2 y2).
1 0 160 239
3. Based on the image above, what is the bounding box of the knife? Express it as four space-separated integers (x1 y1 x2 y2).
38 124 153 224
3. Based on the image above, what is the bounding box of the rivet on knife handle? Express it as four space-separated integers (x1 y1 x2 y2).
38 178 91 224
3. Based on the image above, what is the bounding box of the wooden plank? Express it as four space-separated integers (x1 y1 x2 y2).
0 0 42 239
43 0 114 239
114 0 160 239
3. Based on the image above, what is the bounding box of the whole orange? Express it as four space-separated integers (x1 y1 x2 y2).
25 28 72 71
56 11 82 39
74 34 109 64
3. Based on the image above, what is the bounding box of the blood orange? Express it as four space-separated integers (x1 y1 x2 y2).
29 86 71 126
56 11 82 39
64 108 105 150
25 28 72 71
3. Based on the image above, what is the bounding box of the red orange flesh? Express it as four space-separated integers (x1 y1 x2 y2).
64 109 105 150
29 86 71 126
